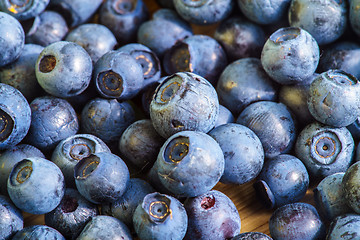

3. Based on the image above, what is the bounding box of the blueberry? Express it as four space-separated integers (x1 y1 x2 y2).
141 77 166 116
25 96 79 153
7 157 65 214
348 116 360 143
231 232 273 240
209 123 264 185
12 225 65 240
213 105 235 128
101 178 155 227
342 161 360 213
51 134 111 187
254 154 309 209
0 0 49 21
0 144 44 195
163 34 227 85
0 83 31 150
0 44 44 101
269 202 326 240
133 192 188 240
81 98 135 144
49 0 103 27
214 16 266 61
318 41 360 79
350 0 360 37
93 50 144 100
150 72 219 138
236 101 297 158
295 122 354 179
66 23 117 64
237 0 291 24
0 195 23 240
119 119 165 171
45 188 99 239
326 214 360 240
74 152 130 204
77 215 132 240
307 70 360 127
216 58 278 116
155 131 224 197
261 27 320 85
0 12 24 67
117 43 162 89
25 10 69 47
99 0 149 45
313 173 353 223
184 190 241 240
137 8 193 58
173 0 234 25
288 0 347 45
35 41 93 98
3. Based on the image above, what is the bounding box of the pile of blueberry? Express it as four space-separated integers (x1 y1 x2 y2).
1 0 360 239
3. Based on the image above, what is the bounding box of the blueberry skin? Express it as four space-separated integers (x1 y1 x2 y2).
348 116 360 143
117 43 162 89
0 83 31 150
155 131 224 197
66 23 117 64
231 232 272 240
184 190 241 240
350 0 360 37
0 0 49 21
0 44 44 101
269 202 326 240
216 58 278 116
74 152 130 204
49 0 103 27
101 178 155 227
77 215 132 240
0 195 23 240
150 72 219 139
278 74 317 128
236 101 297 158
45 188 99 239
137 9 193 58
7 157 65 214
93 50 144 100
295 122 354 179
237 0 291 25
0 12 24 67
308 70 360 127
0 144 44 195
209 123 264 185
99 0 149 45
254 154 309 209
133 192 188 240
319 41 360 80
119 119 165 171
288 0 347 45
214 16 266 61
261 27 320 85
35 41 93 98
173 0 234 25
313 173 353 223
25 96 79 152
12 225 65 240
342 161 360 213
141 77 166 116
214 105 235 128
25 10 69 47
326 214 360 240
51 134 111 187
163 34 228 85
81 98 135 143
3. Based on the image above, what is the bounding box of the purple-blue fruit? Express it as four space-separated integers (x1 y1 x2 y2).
214 105 235 128
342 161 360 213
7 157 65 214
184 190 241 240
0 195 23 240
350 0 360 37
12 225 65 240
0 0 49 21
326 214 360 240
232 232 272 240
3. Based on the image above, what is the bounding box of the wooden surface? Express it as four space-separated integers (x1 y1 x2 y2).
24 0 317 238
